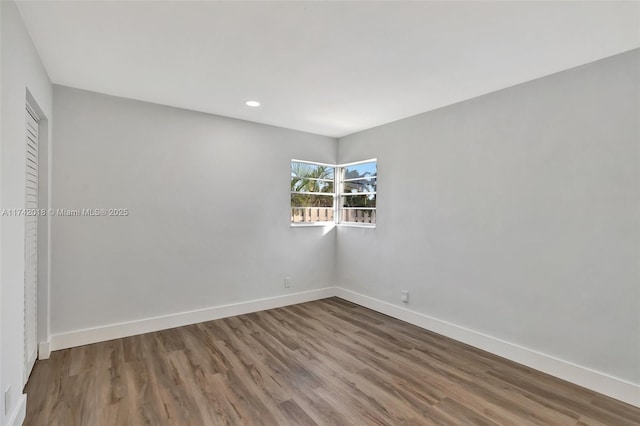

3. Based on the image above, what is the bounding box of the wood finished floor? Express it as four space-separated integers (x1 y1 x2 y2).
25 298 640 425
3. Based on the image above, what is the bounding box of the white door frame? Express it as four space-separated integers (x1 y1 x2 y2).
24 101 40 384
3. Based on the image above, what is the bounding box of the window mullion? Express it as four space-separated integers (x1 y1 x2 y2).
334 166 340 224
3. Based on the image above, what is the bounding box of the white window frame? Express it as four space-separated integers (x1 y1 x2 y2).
290 159 337 227
291 158 377 228
336 158 377 228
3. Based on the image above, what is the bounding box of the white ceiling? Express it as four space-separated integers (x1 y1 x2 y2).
17 1 640 138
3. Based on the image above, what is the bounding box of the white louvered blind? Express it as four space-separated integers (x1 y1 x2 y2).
24 104 39 383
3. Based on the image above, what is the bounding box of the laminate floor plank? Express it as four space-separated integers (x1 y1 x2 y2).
278 399 317 426
25 298 640 425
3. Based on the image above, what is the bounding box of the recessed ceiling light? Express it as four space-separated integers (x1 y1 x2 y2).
245 100 261 107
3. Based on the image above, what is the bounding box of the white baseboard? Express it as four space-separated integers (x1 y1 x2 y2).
5 393 27 426
334 287 640 408
50 287 334 351
38 341 51 360
45 285 639 408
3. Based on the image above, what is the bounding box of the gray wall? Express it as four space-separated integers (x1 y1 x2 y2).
51 86 337 334
1 0 53 421
337 49 640 384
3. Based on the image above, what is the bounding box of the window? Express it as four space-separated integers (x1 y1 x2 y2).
339 160 377 225
291 161 335 224
291 159 377 227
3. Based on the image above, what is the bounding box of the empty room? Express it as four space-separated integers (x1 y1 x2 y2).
1 1 639 425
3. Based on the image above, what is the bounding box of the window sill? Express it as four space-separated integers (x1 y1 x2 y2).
290 223 335 228
290 222 376 229
338 223 376 229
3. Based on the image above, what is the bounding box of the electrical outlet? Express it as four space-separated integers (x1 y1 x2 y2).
401 290 409 303
284 276 291 288
4 385 10 414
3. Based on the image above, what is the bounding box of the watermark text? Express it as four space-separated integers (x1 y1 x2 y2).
2 208 129 217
